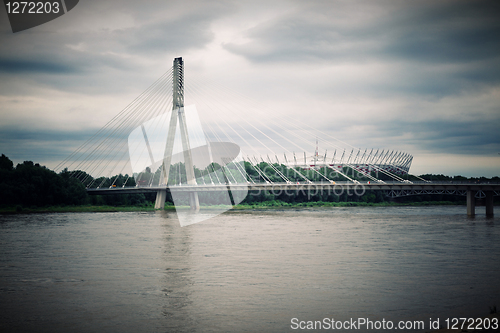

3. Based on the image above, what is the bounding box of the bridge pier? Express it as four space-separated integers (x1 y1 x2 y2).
155 190 167 209
485 190 494 217
467 190 476 217
189 192 200 212
154 189 199 211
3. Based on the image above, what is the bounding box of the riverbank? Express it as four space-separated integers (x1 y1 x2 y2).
232 200 461 210
0 205 168 214
0 200 470 214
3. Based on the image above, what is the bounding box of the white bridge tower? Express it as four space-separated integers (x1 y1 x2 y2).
154 57 200 211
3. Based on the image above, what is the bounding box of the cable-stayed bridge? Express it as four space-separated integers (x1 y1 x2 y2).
56 58 498 219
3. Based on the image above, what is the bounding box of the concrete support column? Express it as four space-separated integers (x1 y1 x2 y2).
467 190 476 217
189 192 200 212
485 191 494 217
155 189 167 209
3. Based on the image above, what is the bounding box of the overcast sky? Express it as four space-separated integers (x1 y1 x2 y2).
0 0 499 177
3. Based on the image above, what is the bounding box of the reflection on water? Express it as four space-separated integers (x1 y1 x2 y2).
0 206 499 332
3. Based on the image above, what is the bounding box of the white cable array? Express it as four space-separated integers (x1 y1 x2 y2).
56 69 174 185
188 74 414 181
187 75 415 183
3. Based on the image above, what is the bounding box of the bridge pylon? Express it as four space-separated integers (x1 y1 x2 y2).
154 57 200 211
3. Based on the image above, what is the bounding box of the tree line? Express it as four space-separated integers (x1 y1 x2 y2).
0 154 150 208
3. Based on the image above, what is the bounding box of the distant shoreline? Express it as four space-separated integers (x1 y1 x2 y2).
0 201 479 214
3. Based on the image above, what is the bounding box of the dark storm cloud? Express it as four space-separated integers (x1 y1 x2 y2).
340 117 500 156
0 58 78 74
120 4 232 55
371 60 500 97
222 0 500 102
0 128 96 164
0 0 233 93
223 0 500 100
414 121 499 154
122 19 214 55
0 126 133 168
224 0 500 66
382 0 500 64
0 128 93 142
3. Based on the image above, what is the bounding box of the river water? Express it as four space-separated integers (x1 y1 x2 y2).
0 206 499 332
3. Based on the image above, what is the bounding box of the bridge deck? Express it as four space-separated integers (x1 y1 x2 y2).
86 182 500 194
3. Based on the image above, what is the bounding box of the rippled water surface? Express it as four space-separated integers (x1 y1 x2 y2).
1 206 499 332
